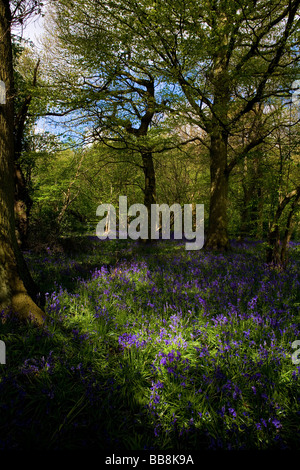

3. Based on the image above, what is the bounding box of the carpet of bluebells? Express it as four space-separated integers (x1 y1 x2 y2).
0 237 300 450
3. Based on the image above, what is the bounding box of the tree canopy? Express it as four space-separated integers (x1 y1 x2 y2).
39 0 300 250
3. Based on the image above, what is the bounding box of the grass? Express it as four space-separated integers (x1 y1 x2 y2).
0 236 300 450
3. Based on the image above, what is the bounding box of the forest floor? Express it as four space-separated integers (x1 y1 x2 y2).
0 236 300 451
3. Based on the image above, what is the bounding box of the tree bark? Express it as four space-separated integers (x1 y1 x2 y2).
255 185 264 240
280 206 296 268
14 59 40 248
141 150 156 242
204 28 230 251
0 0 44 323
205 128 230 250
14 161 32 248
266 187 300 267
125 77 157 244
238 155 253 241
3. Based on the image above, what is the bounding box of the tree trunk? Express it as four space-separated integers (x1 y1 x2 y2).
204 36 230 251
239 158 251 241
256 185 264 240
280 193 299 268
14 161 32 248
266 188 300 268
280 223 293 269
125 77 157 244
141 151 156 242
266 223 281 266
0 0 44 323
205 129 230 250
14 60 40 248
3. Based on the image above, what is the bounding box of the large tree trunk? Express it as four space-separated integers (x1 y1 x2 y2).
205 128 230 250
0 0 44 323
204 38 230 251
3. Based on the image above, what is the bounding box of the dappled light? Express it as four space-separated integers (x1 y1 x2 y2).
0 0 299 455
1 238 300 450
